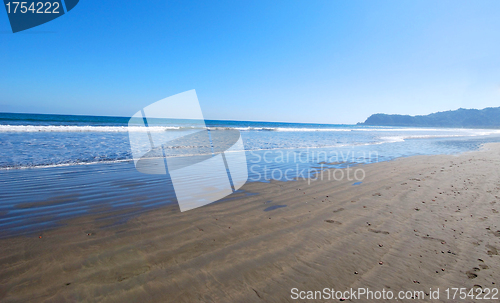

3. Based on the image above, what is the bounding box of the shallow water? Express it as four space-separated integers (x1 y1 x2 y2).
2 112 500 237
2 112 500 169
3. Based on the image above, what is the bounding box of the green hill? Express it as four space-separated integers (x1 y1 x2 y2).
359 107 500 128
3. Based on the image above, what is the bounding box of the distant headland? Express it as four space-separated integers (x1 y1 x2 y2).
358 107 500 128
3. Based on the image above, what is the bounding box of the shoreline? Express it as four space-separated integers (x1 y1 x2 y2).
0 144 499 302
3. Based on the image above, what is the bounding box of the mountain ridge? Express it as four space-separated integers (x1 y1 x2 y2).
358 107 500 128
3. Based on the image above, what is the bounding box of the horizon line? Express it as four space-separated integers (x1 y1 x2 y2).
0 111 360 126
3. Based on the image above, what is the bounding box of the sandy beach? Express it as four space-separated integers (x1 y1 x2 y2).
1 143 499 302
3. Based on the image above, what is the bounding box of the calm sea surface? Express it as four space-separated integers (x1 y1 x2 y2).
2 112 500 237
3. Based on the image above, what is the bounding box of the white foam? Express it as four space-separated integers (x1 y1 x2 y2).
379 132 498 143
0 158 135 170
224 126 500 133
0 125 183 132
2 124 500 134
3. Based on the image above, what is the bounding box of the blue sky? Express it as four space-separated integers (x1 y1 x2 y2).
1 0 500 124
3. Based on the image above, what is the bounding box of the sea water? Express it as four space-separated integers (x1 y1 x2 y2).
2 112 500 170
2 112 500 237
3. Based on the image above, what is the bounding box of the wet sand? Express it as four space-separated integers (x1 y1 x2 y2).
1 144 500 302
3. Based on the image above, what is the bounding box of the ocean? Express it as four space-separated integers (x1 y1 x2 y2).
2 112 500 237
2 112 500 170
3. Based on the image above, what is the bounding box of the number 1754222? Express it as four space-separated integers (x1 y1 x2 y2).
5 2 61 14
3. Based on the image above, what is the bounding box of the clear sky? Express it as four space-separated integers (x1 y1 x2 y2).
1 0 500 124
